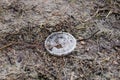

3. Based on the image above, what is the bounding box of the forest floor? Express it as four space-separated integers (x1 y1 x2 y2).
0 0 120 80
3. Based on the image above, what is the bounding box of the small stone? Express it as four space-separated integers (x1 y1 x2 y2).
113 60 118 64
79 36 84 40
80 41 86 45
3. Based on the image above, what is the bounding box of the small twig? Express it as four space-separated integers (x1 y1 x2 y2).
78 30 100 41
0 41 24 51
0 42 14 50
70 72 74 80
106 10 113 18
85 9 99 22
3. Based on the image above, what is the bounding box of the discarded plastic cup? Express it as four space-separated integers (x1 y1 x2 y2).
45 32 76 56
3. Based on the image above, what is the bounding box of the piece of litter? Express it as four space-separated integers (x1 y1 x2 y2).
45 32 76 56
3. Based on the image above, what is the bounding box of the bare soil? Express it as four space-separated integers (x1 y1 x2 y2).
0 0 120 80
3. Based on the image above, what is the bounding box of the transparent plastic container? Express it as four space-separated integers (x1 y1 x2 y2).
45 32 76 56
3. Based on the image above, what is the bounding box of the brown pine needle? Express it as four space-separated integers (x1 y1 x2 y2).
106 10 113 18
0 42 14 51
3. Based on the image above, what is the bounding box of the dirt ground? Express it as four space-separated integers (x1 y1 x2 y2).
0 0 120 80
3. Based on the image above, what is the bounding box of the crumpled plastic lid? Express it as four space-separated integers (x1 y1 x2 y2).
45 32 76 56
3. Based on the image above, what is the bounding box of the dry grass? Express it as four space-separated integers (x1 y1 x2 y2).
0 0 120 80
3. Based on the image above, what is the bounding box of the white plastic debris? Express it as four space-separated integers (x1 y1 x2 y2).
45 32 76 56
